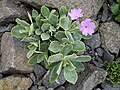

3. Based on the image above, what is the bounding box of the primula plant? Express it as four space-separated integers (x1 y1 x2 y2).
111 0 120 22
11 6 96 84
104 58 120 85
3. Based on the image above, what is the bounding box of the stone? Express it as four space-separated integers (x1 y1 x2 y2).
85 33 101 49
102 82 120 90
56 86 65 90
0 24 14 33
100 22 120 55
42 70 66 89
38 86 46 90
101 3 109 22
94 88 101 90
0 73 3 79
0 32 32 73
66 64 107 90
30 86 39 90
96 48 104 57
93 58 104 68
102 49 114 62
30 73 36 84
0 0 28 25
33 64 46 82
0 76 32 90
108 0 115 5
16 0 105 18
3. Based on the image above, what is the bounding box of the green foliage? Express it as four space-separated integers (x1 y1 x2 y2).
11 6 92 84
111 0 120 22
104 58 120 85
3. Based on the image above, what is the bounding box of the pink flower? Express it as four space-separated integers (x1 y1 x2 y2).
80 18 96 36
68 8 84 22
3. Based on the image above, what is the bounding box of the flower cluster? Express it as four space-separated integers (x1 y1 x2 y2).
68 8 96 36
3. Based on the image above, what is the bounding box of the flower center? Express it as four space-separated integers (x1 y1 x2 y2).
85 26 87 28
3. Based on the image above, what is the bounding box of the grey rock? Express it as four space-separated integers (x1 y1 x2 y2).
30 73 36 84
30 86 39 90
0 24 14 33
0 32 32 72
102 49 114 62
93 58 104 68
102 82 120 90
0 76 32 90
33 64 46 82
42 70 66 89
100 22 120 55
94 88 101 90
56 86 65 90
0 73 3 79
108 0 115 5
96 48 104 57
85 33 101 49
0 0 28 25
101 4 109 22
38 86 46 90
66 64 107 90
15 0 105 18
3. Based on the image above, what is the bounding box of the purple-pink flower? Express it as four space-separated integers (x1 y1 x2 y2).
68 8 84 22
80 18 96 36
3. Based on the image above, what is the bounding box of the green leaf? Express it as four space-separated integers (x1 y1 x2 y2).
32 9 39 19
56 61 63 75
60 16 71 30
111 4 120 15
37 53 45 63
48 53 63 62
27 12 33 23
50 64 59 83
61 44 73 56
71 55 91 62
59 6 68 16
49 41 61 53
64 54 77 61
35 28 41 35
117 0 120 3
36 15 43 27
11 25 25 38
62 38 70 44
28 54 38 65
41 19 49 23
47 88 53 90
66 60 76 71
41 23 50 31
54 31 66 41
82 34 92 39
30 42 38 47
73 40 85 51
16 18 30 28
64 67 78 84
41 6 50 18
115 14 120 22
40 43 49 52
49 13 58 26
22 36 37 42
65 31 74 44
27 46 37 58
41 33 50 40
29 23 35 36
72 31 82 41
46 62 58 69
72 62 85 73
49 26 56 32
